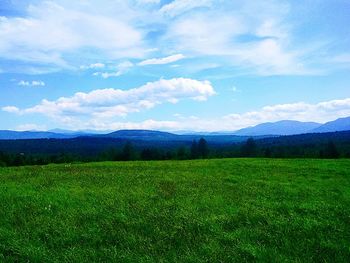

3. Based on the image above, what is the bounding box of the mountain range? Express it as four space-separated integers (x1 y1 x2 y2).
0 116 349 140
312 117 350 133
232 120 321 136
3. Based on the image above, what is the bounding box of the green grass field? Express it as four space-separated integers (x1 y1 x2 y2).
1 159 350 262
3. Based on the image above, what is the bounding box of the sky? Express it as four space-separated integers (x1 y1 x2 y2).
0 0 350 132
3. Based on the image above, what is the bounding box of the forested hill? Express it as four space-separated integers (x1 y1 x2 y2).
0 130 349 166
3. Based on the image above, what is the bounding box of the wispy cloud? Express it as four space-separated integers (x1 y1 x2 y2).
80 63 105 70
15 123 47 131
2 106 20 114
18 80 45 87
0 1 145 68
82 119 179 131
93 61 134 78
139 54 185 66
0 0 344 76
137 0 161 4
163 5 310 76
92 54 186 78
160 0 213 17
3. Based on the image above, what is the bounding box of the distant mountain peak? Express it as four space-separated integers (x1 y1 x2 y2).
232 120 321 136
312 116 350 133
1 117 349 140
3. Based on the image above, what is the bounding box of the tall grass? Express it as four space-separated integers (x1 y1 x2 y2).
0 158 350 262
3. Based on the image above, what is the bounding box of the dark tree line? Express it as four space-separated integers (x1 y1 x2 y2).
0 137 347 167
190 138 209 159
100 139 209 162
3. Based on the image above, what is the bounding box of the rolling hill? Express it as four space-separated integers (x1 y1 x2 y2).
103 130 178 140
0 130 75 140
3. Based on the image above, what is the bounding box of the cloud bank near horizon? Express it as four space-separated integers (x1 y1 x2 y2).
3 83 350 131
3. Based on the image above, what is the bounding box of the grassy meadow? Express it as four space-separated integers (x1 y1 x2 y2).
0 158 350 262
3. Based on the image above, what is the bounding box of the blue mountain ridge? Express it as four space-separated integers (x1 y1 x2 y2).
1 116 349 140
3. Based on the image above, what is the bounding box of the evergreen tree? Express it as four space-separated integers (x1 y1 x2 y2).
264 148 272 158
240 138 257 157
177 146 187 160
324 140 340 159
190 140 199 159
121 141 136 161
197 138 209 158
12 153 25 166
141 148 161 160
141 148 152 160
0 151 7 166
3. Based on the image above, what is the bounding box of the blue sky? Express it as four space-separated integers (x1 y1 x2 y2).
0 0 349 131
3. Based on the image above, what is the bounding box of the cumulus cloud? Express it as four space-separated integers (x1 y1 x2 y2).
18 80 45 87
5 91 350 131
139 54 185 66
222 98 350 130
3 78 215 121
148 97 350 132
85 97 350 131
53 96 350 131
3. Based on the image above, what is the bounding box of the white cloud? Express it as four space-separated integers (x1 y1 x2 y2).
222 98 350 130
159 97 350 131
2 106 20 113
0 2 145 67
54 96 350 131
0 0 338 76
16 123 47 131
162 1 314 75
93 61 134 78
139 54 185 66
160 0 213 17
6 90 350 131
3 78 215 121
85 119 178 131
18 80 45 86
88 97 350 131
137 0 160 4
93 55 185 78
80 63 105 70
